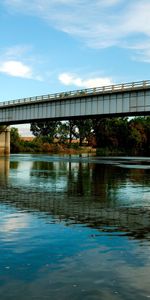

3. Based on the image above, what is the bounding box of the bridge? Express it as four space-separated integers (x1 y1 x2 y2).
0 80 150 154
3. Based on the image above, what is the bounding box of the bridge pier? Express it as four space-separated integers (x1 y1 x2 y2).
0 127 10 155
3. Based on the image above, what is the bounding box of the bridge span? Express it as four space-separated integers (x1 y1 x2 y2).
0 80 150 126
0 80 150 154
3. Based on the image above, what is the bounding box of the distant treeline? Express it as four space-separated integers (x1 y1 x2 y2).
10 117 150 156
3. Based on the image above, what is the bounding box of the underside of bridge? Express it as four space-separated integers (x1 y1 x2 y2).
0 126 10 155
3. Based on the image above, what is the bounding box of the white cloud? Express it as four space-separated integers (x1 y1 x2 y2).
125 41 150 63
4 45 32 59
122 1 150 35
58 73 113 88
0 45 44 80
0 60 33 79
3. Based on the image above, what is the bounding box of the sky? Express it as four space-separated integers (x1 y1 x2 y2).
1 0 150 135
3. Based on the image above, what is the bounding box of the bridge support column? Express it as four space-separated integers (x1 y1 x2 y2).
0 127 10 155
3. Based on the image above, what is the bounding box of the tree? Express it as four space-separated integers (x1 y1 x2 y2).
68 120 77 144
30 121 60 142
93 116 150 155
74 119 93 146
93 118 112 148
128 117 149 155
57 122 70 144
10 127 22 153
93 117 129 154
144 117 150 155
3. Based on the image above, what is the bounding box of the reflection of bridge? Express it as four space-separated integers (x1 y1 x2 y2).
1 185 150 241
0 157 9 178
0 80 150 154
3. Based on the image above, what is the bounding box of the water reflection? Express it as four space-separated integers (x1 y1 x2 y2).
0 155 150 242
1 155 150 300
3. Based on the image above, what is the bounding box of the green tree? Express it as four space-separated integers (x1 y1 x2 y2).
30 121 60 142
93 118 112 148
68 120 77 144
128 117 149 155
57 122 70 144
74 119 93 146
93 116 150 155
93 117 130 154
56 121 77 144
144 117 150 155
10 127 22 153
109 117 129 150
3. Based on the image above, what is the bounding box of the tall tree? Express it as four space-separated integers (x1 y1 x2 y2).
93 118 112 148
128 117 150 155
30 121 60 142
68 120 77 144
10 127 22 153
75 119 93 146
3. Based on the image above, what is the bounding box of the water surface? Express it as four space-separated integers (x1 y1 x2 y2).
0 154 150 300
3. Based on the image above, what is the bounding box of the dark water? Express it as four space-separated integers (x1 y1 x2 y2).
0 154 150 300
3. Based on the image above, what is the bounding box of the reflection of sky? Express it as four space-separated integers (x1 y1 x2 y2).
9 156 83 192
9 159 69 191
1 203 150 300
1 155 150 300
0 206 30 235
111 180 150 207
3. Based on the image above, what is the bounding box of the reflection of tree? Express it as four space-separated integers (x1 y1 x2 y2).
2 156 150 242
129 169 150 186
30 160 68 180
31 161 54 175
29 158 150 203
66 161 92 197
90 164 128 204
10 161 20 170
76 162 84 195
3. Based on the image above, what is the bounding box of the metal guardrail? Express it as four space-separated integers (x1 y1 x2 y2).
0 80 150 107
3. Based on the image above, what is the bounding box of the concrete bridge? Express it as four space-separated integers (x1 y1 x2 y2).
0 80 150 154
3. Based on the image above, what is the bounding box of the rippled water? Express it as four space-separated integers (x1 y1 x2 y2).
0 154 150 300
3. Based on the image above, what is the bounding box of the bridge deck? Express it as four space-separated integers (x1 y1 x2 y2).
1 80 150 108
0 80 150 125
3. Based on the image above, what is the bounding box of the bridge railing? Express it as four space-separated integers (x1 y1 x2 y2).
0 80 150 107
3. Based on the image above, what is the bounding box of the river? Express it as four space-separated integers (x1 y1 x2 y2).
0 154 150 300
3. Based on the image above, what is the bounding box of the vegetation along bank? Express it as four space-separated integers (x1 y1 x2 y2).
10 117 150 156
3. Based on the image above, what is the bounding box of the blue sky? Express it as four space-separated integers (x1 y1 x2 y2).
1 0 150 135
